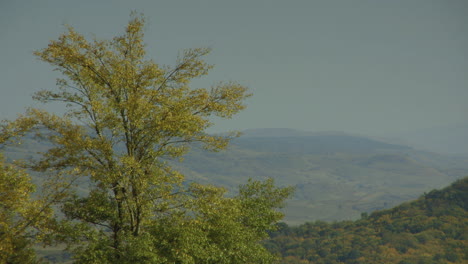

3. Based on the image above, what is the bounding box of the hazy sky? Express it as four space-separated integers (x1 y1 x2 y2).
1 0 467 136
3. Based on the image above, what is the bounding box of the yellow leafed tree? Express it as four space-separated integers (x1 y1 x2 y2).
1 14 293 263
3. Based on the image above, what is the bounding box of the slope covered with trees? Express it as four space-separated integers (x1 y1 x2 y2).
265 177 468 263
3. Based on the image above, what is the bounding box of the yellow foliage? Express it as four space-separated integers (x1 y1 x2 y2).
0 13 277 264
0 154 53 262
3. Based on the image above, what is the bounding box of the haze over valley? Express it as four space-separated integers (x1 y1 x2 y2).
6 127 467 225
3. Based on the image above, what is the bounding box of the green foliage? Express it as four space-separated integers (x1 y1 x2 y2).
145 180 294 264
266 177 468 263
0 153 53 263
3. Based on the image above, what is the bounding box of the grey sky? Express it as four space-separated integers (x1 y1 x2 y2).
1 0 467 136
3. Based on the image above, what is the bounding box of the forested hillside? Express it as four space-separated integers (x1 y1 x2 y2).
265 177 468 263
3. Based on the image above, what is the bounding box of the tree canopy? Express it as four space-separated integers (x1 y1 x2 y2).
265 177 468 264
0 14 293 263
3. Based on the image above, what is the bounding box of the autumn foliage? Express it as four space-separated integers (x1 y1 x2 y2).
0 14 293 263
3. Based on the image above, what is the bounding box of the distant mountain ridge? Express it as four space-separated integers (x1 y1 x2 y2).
242 128 380 138
234 130 410 155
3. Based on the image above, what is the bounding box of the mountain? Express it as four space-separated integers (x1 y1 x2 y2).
236 132 410 155
174 129 468 224
265 177 468 263
3 128 468 224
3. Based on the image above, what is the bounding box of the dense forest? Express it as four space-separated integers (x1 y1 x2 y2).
265 177 468 264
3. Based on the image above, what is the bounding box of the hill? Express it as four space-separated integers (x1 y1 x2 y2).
4 128 468 224
174 129 468 223
265 177 468 263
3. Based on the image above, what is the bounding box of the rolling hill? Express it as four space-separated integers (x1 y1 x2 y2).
3 128 468 224
172 129 468 224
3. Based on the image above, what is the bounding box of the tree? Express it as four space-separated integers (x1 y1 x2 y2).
1 14 293 263
0 153 53 263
